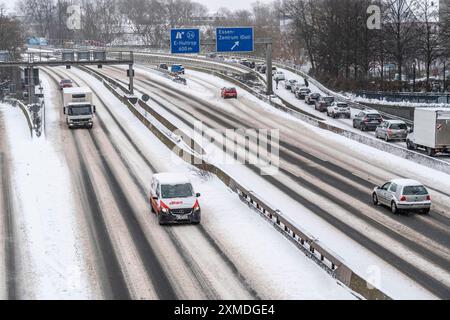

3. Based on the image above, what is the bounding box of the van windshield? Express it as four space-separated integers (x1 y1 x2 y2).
161 183 194 198
69 105 92 115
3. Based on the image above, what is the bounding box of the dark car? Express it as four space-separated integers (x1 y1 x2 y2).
353 110 384 131
173 75 187 85
315 96 335 112
221 87 237 99
305 93 321 105
295 88 311 99
241 60 255 69
159 63 168 70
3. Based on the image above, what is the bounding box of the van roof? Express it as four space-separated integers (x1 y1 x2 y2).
63 87 92 94
153 173 191 185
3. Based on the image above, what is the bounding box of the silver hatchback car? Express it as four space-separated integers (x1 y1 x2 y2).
375 120 408 142
372 179 431 214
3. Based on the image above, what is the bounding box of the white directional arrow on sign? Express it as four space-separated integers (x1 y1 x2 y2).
231 41 239 51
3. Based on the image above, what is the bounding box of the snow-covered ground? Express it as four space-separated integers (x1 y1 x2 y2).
117 64 447 299
0 102 94 299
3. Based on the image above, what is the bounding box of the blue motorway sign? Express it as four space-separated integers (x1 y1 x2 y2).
170 28 200 54
216 27 254 53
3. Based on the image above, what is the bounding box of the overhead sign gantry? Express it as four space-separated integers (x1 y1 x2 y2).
216 27 254 53
170 29 200 54
0 50 136 103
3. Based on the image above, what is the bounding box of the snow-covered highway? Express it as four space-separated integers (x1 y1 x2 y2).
94 64 450 299
0 63 358 299
1 59 449 300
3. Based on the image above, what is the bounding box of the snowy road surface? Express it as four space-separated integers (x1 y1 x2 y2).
1 58 449 299
0 63 358 300
94 64 450 299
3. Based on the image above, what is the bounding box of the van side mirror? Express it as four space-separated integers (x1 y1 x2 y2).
63 107 67 115
152 196 158 200
93 105 96 113
196 193 201 198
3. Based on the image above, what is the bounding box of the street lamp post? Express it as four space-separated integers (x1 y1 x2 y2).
443 60 447 93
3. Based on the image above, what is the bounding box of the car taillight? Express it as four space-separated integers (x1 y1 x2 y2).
364 117 369 123
426 195 431 201
400 196 407 202
388 129 392 134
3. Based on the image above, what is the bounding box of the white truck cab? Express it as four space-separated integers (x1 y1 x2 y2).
62 87 96 129
150 173 201 225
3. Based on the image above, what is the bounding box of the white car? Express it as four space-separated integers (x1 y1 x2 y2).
150 173 201 225
327 102 351 119
274 71 285 81
372 179 431 214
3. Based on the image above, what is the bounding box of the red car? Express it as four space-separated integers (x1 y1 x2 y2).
221 87 237 99
59 79 73 90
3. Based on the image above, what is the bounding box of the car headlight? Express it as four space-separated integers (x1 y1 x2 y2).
161 207 169 214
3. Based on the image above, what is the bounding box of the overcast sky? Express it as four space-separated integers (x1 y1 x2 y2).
1 0 269 14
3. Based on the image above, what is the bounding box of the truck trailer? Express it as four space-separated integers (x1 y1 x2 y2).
62 87 96 129
406 108 450 156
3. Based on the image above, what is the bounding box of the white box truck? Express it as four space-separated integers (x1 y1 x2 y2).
62 87 96 129
406 108 450 156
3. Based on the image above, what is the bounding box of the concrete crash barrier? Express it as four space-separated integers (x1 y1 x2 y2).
5 98 33 138
82 66 391 300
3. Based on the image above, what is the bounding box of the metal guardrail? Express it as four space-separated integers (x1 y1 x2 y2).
356 91 450 104
4 98 34 138
82 65 391 300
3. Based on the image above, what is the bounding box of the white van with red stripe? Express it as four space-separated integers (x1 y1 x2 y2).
150 173 201 225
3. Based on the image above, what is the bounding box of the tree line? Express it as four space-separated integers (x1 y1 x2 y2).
11 0 450 92
0 5 23 60
284 0 450 91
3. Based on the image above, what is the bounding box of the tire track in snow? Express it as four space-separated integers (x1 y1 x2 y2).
0 108 17 299
40 68 130 299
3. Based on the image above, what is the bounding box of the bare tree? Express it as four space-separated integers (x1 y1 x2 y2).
0 8 24 59
383 0 418 83
17 0 55 37
81 0 123 44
